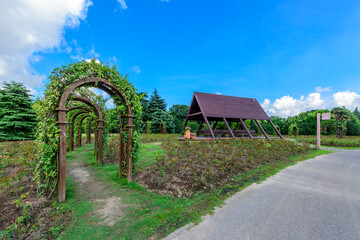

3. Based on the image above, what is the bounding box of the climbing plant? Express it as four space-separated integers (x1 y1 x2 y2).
34 60 142 197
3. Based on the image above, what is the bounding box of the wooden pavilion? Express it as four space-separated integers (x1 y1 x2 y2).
184 92 283 139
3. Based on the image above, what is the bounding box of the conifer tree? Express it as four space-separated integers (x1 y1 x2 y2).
0 81 37 140
148 89 167 113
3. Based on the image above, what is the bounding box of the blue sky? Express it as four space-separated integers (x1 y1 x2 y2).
1 0 360 117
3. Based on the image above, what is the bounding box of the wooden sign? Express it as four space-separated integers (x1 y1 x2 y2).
322 113 331 120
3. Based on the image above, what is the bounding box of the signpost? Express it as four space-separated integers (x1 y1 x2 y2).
317 113 331 150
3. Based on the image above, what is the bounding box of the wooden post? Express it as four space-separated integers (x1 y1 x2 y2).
239 118 253 139
223 117 235 138
77 121 82 147
98 119 104 165
119 114 123 177
69 123 73 151
254 119 268 139
87 121 91 144
317 113 320 150
57 108 68 202
204 116 215 139
94 129 98 157
268 120 284 139
126 115 135 182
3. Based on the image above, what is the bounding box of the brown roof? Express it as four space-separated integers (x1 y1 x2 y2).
187 92 270 121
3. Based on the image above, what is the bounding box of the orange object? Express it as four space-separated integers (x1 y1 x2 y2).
184 129 191 139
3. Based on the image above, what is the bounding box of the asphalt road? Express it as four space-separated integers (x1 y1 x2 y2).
164 150 360 240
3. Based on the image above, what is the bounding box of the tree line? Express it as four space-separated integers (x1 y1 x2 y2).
1 81 360 140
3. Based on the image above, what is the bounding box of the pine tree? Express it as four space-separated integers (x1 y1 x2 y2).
150 109 175 133
148 89 167 113
0 81 37 140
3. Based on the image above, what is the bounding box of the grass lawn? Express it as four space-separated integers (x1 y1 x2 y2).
58 141 333 240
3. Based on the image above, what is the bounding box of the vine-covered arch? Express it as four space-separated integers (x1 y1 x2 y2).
72 97 104 164
35 60 142 202
68 109 90 151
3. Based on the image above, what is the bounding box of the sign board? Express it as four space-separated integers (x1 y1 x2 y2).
322 113 331 120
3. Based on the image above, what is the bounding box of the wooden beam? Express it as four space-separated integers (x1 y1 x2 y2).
203 116 215 139
239 118 253 139
223 117 235 139
194 94 215 139
255 119 268 139
188 112 202 117
268 120 284 139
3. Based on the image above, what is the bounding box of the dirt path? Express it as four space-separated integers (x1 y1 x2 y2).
66 144 124 227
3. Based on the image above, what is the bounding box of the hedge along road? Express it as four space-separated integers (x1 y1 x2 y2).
164 150 360 240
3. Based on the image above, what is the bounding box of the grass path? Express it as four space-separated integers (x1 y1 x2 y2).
60 143 126 239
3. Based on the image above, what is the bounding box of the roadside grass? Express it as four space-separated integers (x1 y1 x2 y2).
320 145 360 150
59 142 333 240
293 135 360 148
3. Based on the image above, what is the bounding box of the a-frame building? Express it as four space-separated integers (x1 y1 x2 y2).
184 92 283 139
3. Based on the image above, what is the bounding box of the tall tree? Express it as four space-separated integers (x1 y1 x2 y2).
169 104 189 133
148 89 167 113
0 81 37 140
150 109 175 133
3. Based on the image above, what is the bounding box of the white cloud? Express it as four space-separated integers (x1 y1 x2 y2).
131 65 141 74
262 92 325 117
262 90 360 117
85 59 100 64
0 0 92 87
332 90 360 109
315 86 332 92
117 0 128 9
216 92 222 95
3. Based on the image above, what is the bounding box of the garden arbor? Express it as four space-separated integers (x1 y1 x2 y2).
36 61 141 202
184 92 283 139
57 77 136 201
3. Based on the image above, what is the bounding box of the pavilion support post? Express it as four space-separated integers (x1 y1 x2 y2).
87 122 91 144
255 119 269 139
57 108 68 202
126 115 135 182
239 118 253 139
223 117 235 139
268 120 284 139
69 123 73 151
98 119 104 165
203 116 215 139
197 120 204 135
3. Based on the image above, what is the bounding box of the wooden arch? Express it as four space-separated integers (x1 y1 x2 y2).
57 77 135 202
77 114 90 148
68 110 90 151
72 96 104 165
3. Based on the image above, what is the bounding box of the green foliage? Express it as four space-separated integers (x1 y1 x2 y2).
354 107 360 120
295 135 360 147
186 121 199 133
105 108 120 133
146 121 152 134
33 60 142 196
169 104 189 133
288 123 298 136
150 109 175 133
0 81 37 141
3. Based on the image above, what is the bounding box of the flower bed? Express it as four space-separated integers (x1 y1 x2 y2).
135 138 311 197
